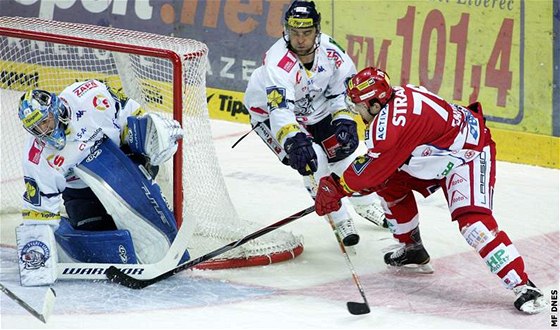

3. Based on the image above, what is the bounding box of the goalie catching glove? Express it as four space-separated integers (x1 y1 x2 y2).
126 113 183 166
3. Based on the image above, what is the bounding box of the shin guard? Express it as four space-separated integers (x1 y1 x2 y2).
458 214 528 289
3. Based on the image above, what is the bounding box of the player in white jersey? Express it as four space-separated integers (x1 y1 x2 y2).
244 0 386 247
314 67 547 314
16 80 186 286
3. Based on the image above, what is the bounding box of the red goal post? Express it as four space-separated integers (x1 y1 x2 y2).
0 16 303 270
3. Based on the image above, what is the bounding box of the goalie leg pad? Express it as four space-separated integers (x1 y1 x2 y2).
74 138 189 264
55 218 137 264
16 224 58 286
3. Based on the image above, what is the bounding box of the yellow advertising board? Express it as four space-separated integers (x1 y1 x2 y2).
210 0 556 168
321 1 553 133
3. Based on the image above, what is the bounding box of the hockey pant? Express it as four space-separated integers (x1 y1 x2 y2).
377 140 528 289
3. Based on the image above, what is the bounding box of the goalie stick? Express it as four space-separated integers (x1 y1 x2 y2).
0 283 56 323
308 173 371 315
54 213 191 281
105 205 315 289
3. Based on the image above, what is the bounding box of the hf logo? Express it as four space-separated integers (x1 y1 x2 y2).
20 240 50 270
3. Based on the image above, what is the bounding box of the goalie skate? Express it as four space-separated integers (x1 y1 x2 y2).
383 243 434 274
513 280 548 314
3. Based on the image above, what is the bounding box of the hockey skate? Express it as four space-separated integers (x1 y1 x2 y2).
353 202 388 228
383 243 434 274
513 280 548 314
336 218 360 246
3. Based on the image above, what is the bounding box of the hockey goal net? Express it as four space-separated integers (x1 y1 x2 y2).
0 16 303 270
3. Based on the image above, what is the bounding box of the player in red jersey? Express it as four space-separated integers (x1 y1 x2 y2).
313 67 547 314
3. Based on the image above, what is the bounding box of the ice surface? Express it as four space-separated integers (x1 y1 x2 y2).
1 119 558 329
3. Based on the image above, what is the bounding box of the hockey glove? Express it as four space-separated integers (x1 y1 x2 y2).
127 113 183 166
284 132 318 176
315 174 352 216
333 118 359 157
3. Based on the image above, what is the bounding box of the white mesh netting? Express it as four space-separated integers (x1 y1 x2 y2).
0 16 303 269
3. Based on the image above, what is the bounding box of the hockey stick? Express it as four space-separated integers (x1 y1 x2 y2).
106 205 315 289
309 173 370 315
55 212 192 281
324 212 370 315
231 121 261 149
51 162 195 281
0 283 56 323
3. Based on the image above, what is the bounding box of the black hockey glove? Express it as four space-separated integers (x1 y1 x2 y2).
284 132 318 176
333 118 359 157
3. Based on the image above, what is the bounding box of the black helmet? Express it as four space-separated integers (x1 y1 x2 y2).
284 1 321 30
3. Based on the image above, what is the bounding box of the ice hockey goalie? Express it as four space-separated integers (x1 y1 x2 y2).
16 80 186 286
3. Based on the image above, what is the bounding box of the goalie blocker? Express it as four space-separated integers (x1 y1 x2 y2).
17 138 189 286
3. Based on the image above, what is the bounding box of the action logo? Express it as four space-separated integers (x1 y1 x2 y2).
20 240 51 270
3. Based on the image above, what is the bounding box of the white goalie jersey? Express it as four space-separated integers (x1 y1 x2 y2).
21 80 143 224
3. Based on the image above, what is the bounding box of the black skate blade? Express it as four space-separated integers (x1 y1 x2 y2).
347 301 370 315
387 263 434 274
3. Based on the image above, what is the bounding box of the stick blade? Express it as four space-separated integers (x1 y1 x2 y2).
106 266 151 289
347 301 370 315
40 288 56 323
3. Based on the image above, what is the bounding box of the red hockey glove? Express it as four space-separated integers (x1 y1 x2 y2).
315 174 352 216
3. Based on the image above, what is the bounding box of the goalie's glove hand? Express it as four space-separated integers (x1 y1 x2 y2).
315 174 351 216
333 118 359 156
284 132 318 176
127 113 183 166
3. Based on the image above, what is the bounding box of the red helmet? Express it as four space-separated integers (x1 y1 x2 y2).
346 67 393 108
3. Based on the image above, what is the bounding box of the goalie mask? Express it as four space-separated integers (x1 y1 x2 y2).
19 89 70 150
283 0 321 56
